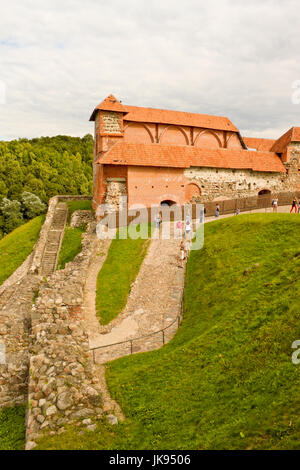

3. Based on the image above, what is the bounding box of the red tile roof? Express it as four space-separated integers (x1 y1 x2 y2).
123 105 238 132
90 94 127 120
243 137 276 152
90 95 239 132
97 142 286 173
271 127 300 153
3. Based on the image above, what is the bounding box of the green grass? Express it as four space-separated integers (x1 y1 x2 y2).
0 406 26 450
0 216 44 286
96 227 150 325
66 199 92 223
37 214 300 450
56 200 93 270
57 225 86 270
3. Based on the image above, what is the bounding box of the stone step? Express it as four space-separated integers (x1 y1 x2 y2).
40 203 68 276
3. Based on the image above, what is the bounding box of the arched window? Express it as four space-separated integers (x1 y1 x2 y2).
185 183 201 202
258 189 271 196
160 200 176 206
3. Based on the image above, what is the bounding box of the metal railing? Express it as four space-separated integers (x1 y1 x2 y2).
98 191 300 227
90 313 182 364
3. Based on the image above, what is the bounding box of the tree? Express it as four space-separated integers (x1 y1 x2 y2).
21 191 46 219
0 198 24 234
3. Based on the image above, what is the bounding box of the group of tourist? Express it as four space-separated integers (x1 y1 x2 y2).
154 195 300 269
272 197 300 213
178 215 193 268
215 197 300 216
289 198 300 213
154 212 194 268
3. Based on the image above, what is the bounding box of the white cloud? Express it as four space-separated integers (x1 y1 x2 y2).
0 0 299 140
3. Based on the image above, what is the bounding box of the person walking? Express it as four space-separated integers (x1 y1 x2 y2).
290 198 297 213
179 240 186 268
185 219 192 239
155 212 162 229
215 204 220 218
176 219 183 238
272 197 278 213
185 239 191 258
200 206 206 224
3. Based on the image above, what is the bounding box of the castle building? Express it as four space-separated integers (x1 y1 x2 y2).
90 94 300 210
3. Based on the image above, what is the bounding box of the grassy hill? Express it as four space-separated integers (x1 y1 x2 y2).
0 215 44 286
32 214 300 449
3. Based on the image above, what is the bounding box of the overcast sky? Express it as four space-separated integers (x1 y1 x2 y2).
0 0 299 140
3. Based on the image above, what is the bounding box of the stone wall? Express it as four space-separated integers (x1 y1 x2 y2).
184 166 296 201
104 180 127 211
101 112 122 134
0 253 33 296
0 274 40 409
26 221 103 447
70 210 95 228
0 195 98 448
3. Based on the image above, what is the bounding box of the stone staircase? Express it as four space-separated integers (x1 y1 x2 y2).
40 202 68 276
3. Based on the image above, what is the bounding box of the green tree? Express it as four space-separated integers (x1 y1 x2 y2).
21 191 46 219
0 198 24 234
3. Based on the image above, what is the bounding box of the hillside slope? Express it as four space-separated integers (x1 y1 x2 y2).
0 215 44 286
38 214 300 450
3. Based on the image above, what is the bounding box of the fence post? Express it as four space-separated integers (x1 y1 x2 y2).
130 340 133 354
162 330 165 345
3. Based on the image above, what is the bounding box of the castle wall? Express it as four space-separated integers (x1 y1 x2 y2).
127 166 185 207
184 167 289 201
93 109 300 208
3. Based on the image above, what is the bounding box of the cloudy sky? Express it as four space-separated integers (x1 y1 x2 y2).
0 0 299 140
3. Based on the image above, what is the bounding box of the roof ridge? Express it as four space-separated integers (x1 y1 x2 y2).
124 103 231 121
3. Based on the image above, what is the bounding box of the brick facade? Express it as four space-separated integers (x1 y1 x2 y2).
90 95 300 210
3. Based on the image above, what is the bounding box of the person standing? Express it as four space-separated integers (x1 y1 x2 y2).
272 197 278 213
290 198 297 213
215 204 220 218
